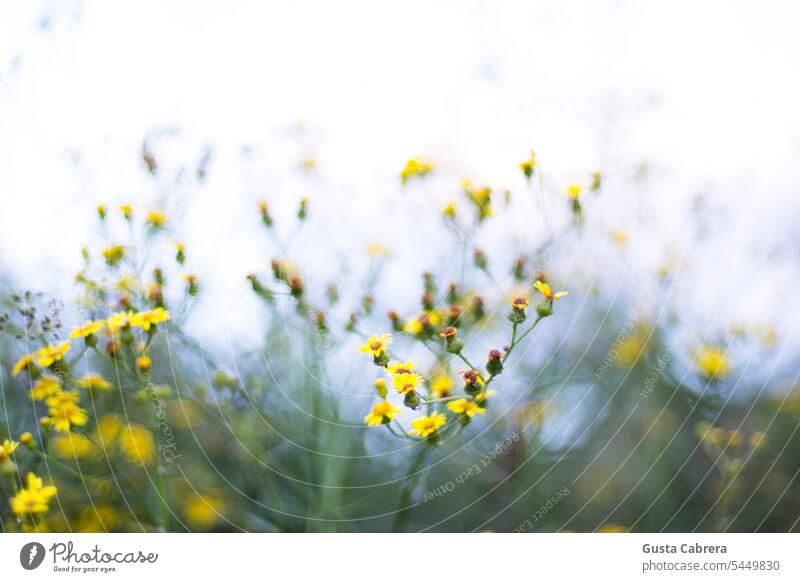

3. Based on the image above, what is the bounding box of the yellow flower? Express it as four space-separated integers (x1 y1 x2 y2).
51 433 99 461
387 360 417 375
512 297 529 311
475 389 497 403
107 310 135 333
566 184 582 200
366 243 391 257
102 245 126 266
409 413 446 438
750 431 766 450
364 401 402 426
97 204 107 219
442 201 457 218
616 335 646 367
35 341 71 367
10 473 58 516
12 354 36 377
446 398 486 418
400 158 435 184
392 372 422 395
120 204 133 219
184 493 226 530
76 373 112 391
533 280 569 302
598 523 627 533
519 150 536 178
695 345 731 380
145 209 167 228
0 439 19 462
431 374 454 398
75 504 119 532
608 229 628 248
359 334 393 358
29 376 63 401
130 307 170 331
48 392 89 432
118 424 155 465
69 319 106 339
19 432 33 445
95 414 123 445
403 317 424 335
136 355 152 371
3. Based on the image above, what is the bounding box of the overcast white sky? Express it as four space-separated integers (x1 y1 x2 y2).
1 0 800 361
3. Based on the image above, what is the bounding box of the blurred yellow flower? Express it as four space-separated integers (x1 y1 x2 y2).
107 310 135 333
48 393 89 433
447 399 485 418
533 280 569 302
400 158 434 184
10 473 58 516
431 374 453 398
11 354 35 377
102 245 126 266
120 204 133 219
29 376 63 401
410 413 446 438
364 401 402 426
0 439 19 462
69 319 106 339
35 341 71 367
184 493 226 530
76 373 112 391
598 523 627 533
566 184 582 200
75 504 120 532
95 414 123 445
131 307 170 331
695 345 731 380
442 201 457 218
136 355 152 371
145 209 167 228
51 433 98 461
519 150 536 179
119 424 155 465
475 389 496 403
366 243 391 257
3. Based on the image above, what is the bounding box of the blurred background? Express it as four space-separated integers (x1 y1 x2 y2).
1 0 800 532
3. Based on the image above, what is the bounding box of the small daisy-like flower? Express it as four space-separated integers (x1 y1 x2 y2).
145 209 167 228
29 376 62 401
10 473 58 516
446 398 486 418
387 360 416 375
131 307 170 331
461 370 484 387
48 393 88 432
11 354 35 378
363 401 402 426
533 280 569 302
69 319 106 339
120 204 133 219
119 424 155 465
410 413 446 438
439 326 457 340
76 373 112 391
107 310 135 333
0 439 19 462
392 372 422 395
695 345 731 380
35 341 71 368
359 334 393 358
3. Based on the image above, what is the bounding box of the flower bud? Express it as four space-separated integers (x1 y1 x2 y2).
486 349 504 376
473 248 488 271
509 297 529 324
462 370 483 396
471 295 485 321
258 199 273 227
512 257 526 281
315 310 328 334
536 301 553 317
440 327 463 354
374 378 388 399
388 310 403 332
447 305 462 326
403 390 421 410
298 196 309 220
446 283 459 304
20 432 33 447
